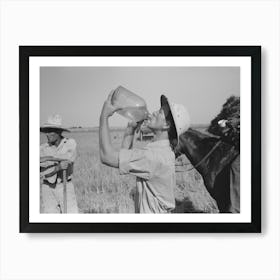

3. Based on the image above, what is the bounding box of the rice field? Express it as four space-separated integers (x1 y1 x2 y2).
40 128 219 213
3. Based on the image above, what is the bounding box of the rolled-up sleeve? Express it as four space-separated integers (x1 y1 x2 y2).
119 148 155 180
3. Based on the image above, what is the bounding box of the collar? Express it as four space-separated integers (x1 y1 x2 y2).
57 137 67 149
147 139 170 148
46 137 67 149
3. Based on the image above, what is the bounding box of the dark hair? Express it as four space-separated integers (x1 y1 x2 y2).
161 95 178 151
164 110 178 151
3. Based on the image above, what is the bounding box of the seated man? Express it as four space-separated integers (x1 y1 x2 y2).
40 114 79 213
99 92 190 213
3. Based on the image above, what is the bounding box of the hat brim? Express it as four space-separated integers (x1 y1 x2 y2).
160 95 178 144
40 125 70 133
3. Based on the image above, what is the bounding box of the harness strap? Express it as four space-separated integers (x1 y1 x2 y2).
176 140 222 172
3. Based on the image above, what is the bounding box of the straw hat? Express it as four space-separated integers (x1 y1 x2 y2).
40 114 70 132
160 95 190 144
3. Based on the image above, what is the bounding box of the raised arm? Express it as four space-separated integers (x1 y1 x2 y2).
99 92 122 168
121 122 140 149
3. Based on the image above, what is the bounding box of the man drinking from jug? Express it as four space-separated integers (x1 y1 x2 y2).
99 91 190 213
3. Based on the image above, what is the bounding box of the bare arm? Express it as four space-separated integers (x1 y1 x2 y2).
99 92 122 168
122 133 134 149
122 120 144 149
99 115 119 167
121 123 138 149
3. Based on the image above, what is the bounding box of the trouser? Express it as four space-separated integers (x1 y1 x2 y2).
40 181 79 213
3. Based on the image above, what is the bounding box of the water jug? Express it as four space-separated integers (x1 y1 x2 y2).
111 86 149 122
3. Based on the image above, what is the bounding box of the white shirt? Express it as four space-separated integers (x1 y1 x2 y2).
119 140 176 213
40 138 77 162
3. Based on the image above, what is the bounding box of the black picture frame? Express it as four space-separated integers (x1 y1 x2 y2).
20 46 261 233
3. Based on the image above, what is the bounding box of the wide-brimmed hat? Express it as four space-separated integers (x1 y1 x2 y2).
160 95 190 144
40 114 70 132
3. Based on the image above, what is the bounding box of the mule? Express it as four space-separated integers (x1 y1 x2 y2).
175 128 239 213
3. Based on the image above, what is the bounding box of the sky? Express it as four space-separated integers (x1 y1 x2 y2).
40 67 240 128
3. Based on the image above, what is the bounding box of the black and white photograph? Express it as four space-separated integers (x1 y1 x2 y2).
39 67 240 214
20 46 261 232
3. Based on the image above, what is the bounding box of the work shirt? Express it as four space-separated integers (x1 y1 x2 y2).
40 138 77 184
119 139 176 213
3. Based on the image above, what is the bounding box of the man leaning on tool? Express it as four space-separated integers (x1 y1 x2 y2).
40 114 79 213
99 91 190 213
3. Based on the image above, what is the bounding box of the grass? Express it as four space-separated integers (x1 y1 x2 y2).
40 128 219 213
